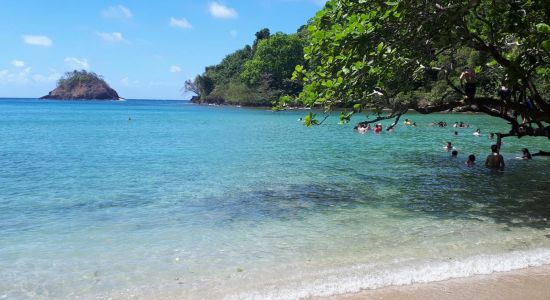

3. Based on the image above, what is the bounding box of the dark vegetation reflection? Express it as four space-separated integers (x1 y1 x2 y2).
181 154 550 230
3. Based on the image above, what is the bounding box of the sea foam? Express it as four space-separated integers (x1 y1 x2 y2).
228 248 550 300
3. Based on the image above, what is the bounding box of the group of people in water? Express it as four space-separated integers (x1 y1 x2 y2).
356 123 384 133
445 138 533 170
453 121 470 128
355 117 535 170
432 121 472 128
352 66 543 169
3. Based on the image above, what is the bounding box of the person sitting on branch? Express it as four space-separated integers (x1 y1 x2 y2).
460 67 477 100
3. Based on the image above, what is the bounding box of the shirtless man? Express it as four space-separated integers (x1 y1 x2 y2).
460 67 477 100
485 144 505 170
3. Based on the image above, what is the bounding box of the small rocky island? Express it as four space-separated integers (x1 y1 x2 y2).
41 70 120 100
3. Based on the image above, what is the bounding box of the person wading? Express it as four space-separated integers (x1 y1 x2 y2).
485 144 505 170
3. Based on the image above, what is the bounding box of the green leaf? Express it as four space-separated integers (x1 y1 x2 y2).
377 42 384 53
486 59 498 67
542 40 550 51
339 111 353 124
303 112 319 127
322 80 333 88
536 23 550 34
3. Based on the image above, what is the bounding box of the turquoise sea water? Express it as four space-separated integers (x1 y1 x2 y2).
1 98 550 299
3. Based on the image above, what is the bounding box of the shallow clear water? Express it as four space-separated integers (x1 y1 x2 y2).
1 99 550 299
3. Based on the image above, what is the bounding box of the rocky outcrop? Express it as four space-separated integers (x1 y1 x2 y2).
41 70 120 100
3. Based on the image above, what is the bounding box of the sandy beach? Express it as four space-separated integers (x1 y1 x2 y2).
318 264 550 300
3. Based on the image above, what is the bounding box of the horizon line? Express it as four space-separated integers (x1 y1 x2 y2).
0 97 190 101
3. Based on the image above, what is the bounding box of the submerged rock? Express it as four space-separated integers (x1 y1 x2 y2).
41 70 120 100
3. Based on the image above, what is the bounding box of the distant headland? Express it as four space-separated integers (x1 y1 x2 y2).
41 70 120 100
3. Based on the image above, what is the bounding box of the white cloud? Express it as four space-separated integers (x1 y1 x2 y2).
32 72 61 83
170 17 192 29
169 65 182 73
121 76 140 86
102 5 133 19
12 60 25 67
209 2 238 19
0 67 33 85
96 32 127 43
229 29 238 37
22 35 53 47
0 67 61 86
64 57 89 70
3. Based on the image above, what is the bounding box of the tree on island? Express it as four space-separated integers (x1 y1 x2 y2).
285 0 550 150
42 70 120 100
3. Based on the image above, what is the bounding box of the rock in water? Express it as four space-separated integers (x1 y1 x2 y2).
41 70 120 100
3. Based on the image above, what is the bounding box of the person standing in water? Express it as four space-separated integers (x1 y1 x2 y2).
460 67 477 100
521 148 532 160
485 144 505 170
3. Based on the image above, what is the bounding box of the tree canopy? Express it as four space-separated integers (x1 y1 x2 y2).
186 28 306 106
57 70 107 90
289 0 550 140
241 33 305 96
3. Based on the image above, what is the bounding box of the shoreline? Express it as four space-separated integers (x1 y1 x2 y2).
226 248 550 299
194 102 486 114
319 264 550 300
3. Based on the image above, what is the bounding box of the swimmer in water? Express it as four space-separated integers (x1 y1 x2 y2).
521 148 532 160
466 154 476 167
444 141 453 151
451 150 458 158
473 128 481 136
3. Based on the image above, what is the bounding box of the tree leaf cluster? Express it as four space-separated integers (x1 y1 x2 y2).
290 0 550 138
57 70 108 90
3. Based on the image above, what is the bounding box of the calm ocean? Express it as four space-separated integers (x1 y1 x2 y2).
1 98 550 299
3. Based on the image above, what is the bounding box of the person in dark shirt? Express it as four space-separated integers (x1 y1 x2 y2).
460 67 477 100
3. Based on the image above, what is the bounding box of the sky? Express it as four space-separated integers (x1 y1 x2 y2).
0 0 326 100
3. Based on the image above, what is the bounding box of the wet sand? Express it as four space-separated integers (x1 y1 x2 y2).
318 264 550 300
